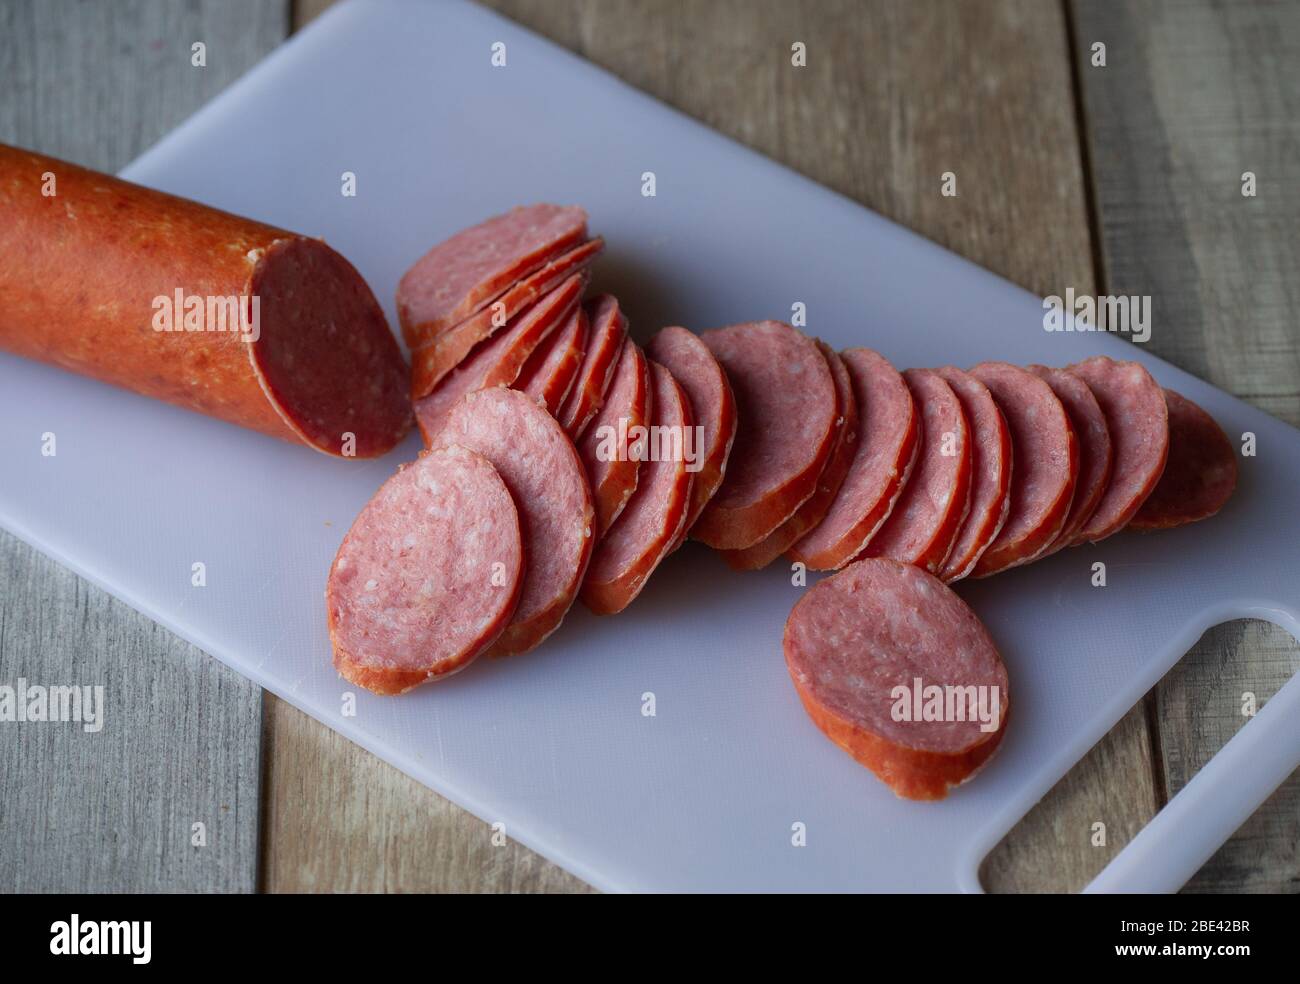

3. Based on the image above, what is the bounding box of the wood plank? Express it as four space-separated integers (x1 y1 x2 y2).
267 0 1155 893
1070 0 1300 893
0 0 287 893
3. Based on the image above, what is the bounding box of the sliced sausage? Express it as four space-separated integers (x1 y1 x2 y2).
413 273 583 445
517 304 588 413
721 342 856 571
693 321 837 550
435 387 595 656
1066 355 1170 544
578 340 653 536
327 445 523 695
397 203 588 347
0 144 410 458
968 362 1078 577
646 325 739 537
559 294 629 438
784 558 1010 801
1027 364 1113 556
409 237 602 398
582 362 694 614
1130 389 1236 530
789 348 919 571
933 366 1012 582
858 369 972 574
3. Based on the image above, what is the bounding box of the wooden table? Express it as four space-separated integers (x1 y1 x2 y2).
1 0 1296 893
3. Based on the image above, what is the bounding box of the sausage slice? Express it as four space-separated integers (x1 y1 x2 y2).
858 368 972 574
789 348 919 571
582 362 694 614
397 203 588 347
1066 355 1170 544
1130 389 1236 530
721 342 856 570
968 362 1078 577
559 294 630 439
327 445 523 695
436 387 595 656
517 304 589 413
646 325 739 537
784 558 1011 801
413 273 583 444
693 321 837 550
578 340 653 536
409 237 602 398
1027 364 1113 556
933 366 1012 582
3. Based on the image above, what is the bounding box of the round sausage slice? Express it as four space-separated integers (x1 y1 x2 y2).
327 445 524 695
582 362 695 615
437 387 595 656
397 203 588 347
1130 389 1236 530
693 321 837 550
784 558 1011 801
968 362 1078 577
0 145 411 458
933 366 1012 582
559 294 629 439
517 304 588 413
789 348 919 571
578 340 653 537
858 369 972 574
1027 364 1113 556
722 342 857 571
646 325 739 536
413 273 583 445
1067 355 1170 544
410 237 602 398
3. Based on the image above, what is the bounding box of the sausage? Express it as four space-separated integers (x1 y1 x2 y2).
858 369 972 574
646 325 738 537
327 445 524 695
693 321 837 550
967 362 1078 577
0 143 411 458
784 558 1010 801
517 304 588 413
1026 364 1113 556
559 294 629 438
582 362 694 614
397 203 588 348
721 341 856 571
1130 389 1236 530
1066 355 1170 544
577 340 653 536
409 237 602 398
435 387 595 656
789 348 919 571
413 273 583 445
933 366 1012 582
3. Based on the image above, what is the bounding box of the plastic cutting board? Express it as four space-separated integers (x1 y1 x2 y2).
3 0 1299 892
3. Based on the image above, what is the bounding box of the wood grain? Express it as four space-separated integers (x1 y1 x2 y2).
1071 0 1300 894
0 0 286 893
265 0 1158 893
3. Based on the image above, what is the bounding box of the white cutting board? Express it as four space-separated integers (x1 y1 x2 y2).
3 0 1298 893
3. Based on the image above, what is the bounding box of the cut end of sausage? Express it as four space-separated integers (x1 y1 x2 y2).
560 294 629 439
250 237 412 458
784 558 1011 800
327 445 523 695
578 339 653 537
